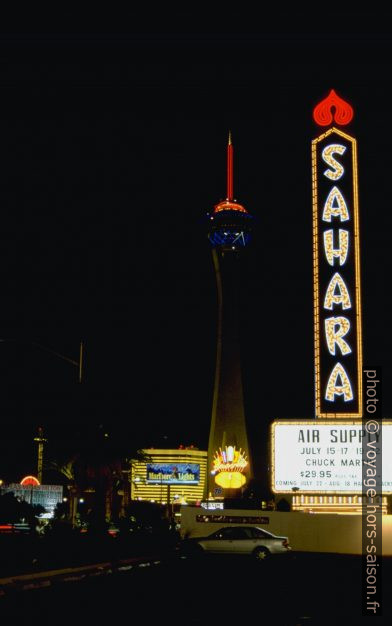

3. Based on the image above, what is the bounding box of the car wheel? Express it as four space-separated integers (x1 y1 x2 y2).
183 542 204 558
253 547 270 562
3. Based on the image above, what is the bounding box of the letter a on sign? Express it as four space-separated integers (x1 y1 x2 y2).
322 187 349 222
324 273 352 310
325 362 353 402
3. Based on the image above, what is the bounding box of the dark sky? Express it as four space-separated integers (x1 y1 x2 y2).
1 28 391 481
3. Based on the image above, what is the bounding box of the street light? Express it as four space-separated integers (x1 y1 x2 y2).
31 340 84 383
0 339 84 382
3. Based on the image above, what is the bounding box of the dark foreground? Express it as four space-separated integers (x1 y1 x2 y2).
1 553 391 626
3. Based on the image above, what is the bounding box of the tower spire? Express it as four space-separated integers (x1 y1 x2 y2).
227 130 233 201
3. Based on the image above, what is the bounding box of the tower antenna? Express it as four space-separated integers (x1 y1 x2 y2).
227 131 233 201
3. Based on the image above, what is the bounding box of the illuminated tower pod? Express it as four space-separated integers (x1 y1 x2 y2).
206 133 253 498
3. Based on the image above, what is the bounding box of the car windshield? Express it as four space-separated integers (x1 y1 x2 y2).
209 527 252 540
208 526 276 540
250 527 274 539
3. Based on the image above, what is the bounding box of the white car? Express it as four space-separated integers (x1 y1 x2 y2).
183 526 291 561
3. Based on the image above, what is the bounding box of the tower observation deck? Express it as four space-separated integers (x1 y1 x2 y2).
206 133 253 498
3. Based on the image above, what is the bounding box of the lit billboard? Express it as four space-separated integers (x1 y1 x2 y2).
271 421 392 494
146 463 200 485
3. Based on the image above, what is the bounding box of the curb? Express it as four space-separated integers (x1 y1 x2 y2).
0 555 163 596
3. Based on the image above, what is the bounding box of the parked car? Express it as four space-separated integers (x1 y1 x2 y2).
182 526 291 561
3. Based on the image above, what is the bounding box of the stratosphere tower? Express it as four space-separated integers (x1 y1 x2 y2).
206 133 253 498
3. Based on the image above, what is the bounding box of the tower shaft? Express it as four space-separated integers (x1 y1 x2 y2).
37 442 44 484
207 248 252 496
34 426 47 484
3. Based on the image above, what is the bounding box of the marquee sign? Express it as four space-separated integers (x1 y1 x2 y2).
312 90 362 417
271 421 391 494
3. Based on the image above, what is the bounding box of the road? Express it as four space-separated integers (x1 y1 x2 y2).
1 553 391 625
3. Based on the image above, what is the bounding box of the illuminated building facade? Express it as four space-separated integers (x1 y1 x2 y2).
130 448 207 505
206 134 252 497
0 480 63 517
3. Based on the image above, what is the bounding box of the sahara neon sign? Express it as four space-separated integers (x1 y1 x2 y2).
312 91 362 417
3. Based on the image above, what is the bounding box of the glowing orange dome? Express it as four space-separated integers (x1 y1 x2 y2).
213 200 247 214
20 475 40 486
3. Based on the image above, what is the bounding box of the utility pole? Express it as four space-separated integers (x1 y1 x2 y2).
0 339 84 383
166 483 171 519
31 340 84 383
79 341 83 383
34 426 47 484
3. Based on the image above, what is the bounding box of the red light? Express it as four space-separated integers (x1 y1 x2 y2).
213 201 247 214
20 475 40 486
0 524 20 533
313 89 354 127
227 135 233 201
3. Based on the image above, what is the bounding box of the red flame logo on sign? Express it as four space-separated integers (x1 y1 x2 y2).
313 90 354 126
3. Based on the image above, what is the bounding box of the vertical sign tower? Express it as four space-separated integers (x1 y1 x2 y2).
312 90 362 418
206 134 253 497
271 90 370 513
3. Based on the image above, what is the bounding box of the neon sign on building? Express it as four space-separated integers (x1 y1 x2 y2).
211 445 248 489
312 90 362 417
20 475 40 486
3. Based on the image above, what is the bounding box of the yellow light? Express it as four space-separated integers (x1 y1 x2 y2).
322 143 346 180
325 316 351 356
212 446 248 474
215 472 246 489
323 229 349 266
324 272 351 310
322 186 349 222
325 362 353 402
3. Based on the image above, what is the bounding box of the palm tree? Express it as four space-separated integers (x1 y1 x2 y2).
48 425 149 528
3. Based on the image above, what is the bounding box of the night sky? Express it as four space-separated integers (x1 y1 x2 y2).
1 28 391 482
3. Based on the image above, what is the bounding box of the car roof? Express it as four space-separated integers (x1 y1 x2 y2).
214 526 276 535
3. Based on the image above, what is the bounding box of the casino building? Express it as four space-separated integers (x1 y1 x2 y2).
130 448 207 506
0 476 63 518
